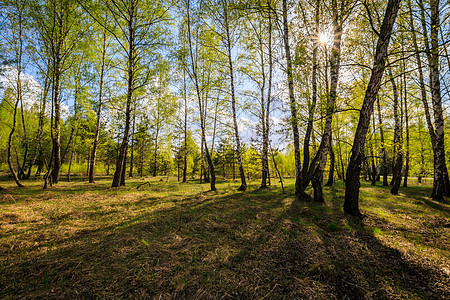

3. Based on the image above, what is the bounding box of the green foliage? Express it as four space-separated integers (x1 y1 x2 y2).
0 0 447 197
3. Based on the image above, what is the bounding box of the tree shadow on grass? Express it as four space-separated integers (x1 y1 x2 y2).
0 190 282 297
400 186 450 212
0 184 449 299
231 194 450 299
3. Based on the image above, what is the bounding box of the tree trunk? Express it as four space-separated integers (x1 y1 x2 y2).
223 4 246 191
112 5 135 188
302 0 320 190
426 0 450 200
232 151 235 181
153 123 159 177
43 137 54 190
84 147 89 177
370 146 376 185
310 0 342 202
408 0 429 185
376 96 388 186
26 64 50 180
67 148 74 182
204 160 210 183
282 0 307 198
177 158 180 181
36 146 44 176
259 12 269 189
61 54 84 166
270 144 285 194
222 152 226 179
8 12 25 188
129 110 135 177
403 66 409 187
51 18 64 184
260 70 268 188
139 145 143 177
325 134 335 186
89 33 107 183
120 151 127 186
416 0 450 197
186 0 216 191
418 114 425 183
7 93 24 188
18 85 28 180
413 0 437 144
208 96 219 182
183 67 188 183
370 110 377 185
44 74 56 189
344 0 401 216
200 134 204 183
265 1 273 187
13 9 28 181
389 69 403 195
336 115 346 182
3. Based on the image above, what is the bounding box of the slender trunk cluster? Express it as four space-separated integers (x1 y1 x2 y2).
186 0 216 191
112 2 136 188
282 0 307 198
259 13 271 189
7 8 25 188
50 13 64 184
389 68 403 195
301 0 320 190
309 0 342 202
61 59 82 166
376 96 388 186
8 89 25 188
214 0 247 191
153 115 160 177
89 32 107 183
224 4 246 191
27 63 50 180
265 9 273 188
403 67 410 187
4 0 450 214
409 0 450 200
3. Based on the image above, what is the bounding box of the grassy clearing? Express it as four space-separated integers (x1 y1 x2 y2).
0 176 449 299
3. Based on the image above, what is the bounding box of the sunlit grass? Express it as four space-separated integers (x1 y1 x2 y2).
0 176 448 298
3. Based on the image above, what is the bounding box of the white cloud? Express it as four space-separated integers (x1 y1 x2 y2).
270 116 281 126
61 102 70 120
0 66 42 109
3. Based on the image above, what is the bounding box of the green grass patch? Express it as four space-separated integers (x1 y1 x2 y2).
372 227 382 235
327 222 340 232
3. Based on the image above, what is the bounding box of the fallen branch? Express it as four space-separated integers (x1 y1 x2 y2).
136 182 151 189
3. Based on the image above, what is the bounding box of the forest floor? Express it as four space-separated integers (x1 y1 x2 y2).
0 175 449 299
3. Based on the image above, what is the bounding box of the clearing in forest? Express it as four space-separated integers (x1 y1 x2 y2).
0 177 449 299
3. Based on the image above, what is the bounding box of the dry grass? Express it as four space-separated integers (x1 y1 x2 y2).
0 176 449 299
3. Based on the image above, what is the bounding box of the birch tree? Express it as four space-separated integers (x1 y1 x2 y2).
344 0 401 216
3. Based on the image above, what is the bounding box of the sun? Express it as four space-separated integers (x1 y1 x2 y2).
319 33 329 44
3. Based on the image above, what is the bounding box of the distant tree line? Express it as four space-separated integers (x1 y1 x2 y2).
0 0 449 216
